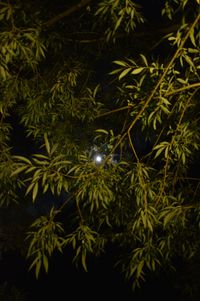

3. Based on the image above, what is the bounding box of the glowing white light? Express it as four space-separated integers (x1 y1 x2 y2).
94 154 102 163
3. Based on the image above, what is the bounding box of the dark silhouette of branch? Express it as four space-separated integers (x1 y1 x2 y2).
43 0 93 28
64 23 181 44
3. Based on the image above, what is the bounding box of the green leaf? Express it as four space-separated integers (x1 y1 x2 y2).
113 60 127 67
184 55 194 68
44 133 50 155
25 166 37 173
109 68 124 75
189 28 196 46
140 54 148 66
11 165 27 177
81 250 88 272
114 15 123 31
14 156 32 165
32 182 39 202
95 129 109 135
154 146 165 158
34 154 49 159
26 182 36 196
43 254 49 273
177 78 188 84
28 256 40 272
136 260 144 278
153 142 170 159
35 259 42 279
119 68 132 80
182 152 186 164
131 67 145 75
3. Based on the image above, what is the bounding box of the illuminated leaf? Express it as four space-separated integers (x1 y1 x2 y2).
44 133 50 155
43 254 49 273
119 67 132 80
131 67 145 75
32 182 39 202
11 165 27 177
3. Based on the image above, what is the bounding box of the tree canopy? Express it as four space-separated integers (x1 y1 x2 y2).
0 0 200 295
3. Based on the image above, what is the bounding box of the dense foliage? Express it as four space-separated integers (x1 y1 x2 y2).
0 0 200 295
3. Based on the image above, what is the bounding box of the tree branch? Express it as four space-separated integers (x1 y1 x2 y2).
166 82 200 97
64 23 181 44
43 0 93 28
108 13 200 156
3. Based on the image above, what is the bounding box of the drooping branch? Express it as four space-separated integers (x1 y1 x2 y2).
43 0 93 28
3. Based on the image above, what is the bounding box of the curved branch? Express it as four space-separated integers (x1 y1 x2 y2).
43 0 93 28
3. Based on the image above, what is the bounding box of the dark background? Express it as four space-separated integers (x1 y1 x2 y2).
0 243 188 301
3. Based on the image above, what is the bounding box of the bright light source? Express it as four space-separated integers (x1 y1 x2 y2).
94 154 102 163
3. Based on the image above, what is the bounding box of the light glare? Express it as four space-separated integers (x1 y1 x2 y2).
95 155 102 163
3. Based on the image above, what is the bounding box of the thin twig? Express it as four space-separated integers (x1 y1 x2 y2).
109 13 200 156
165 82 200 97
156 89 197 205
43 0 93 28
96 105 132 118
